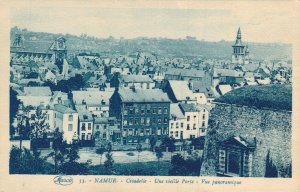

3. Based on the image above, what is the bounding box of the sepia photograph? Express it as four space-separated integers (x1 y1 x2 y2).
1 1 299 191
8 2 293 177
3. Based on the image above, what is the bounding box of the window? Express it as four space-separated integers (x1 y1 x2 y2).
103 133 107 139
187 124 190 130
124 120 128 126
129 118 133 125
136 108 139 113
158 118 162 123
81 123 86 131
68 115 73 121
187 116 190 121
193 124 196 130
124 110 128 115
68 124 73 131
194 115 197 121
176 122 179 128
202 114 206 120
171 123 174 129
141 109 145 114
181 123 184 128
146 83 150 89
202 121 206 127
96 125 100 130
175 131 178 137
141 118 145 124
158 108 162 114
164 108 168 114
164 117 168 123
81 133 85 140
135 119 139 125
152 108 156 114
146 117 150 125
104 125 107 129
88 123 92 130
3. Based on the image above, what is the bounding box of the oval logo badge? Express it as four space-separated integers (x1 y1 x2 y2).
53 175 73 186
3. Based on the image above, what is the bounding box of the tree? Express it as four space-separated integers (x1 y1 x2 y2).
104 142 114 170
149 135 157 152
10 87 21 137
30 107 50 155
265 150 278 178
169 154 189 176
96 145 106 166
46 129 69 173
155 146 163 170
136 143 142 163
9 146 54 174
161 136 176 159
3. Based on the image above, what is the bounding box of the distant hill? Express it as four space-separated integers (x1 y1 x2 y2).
11 27 292 60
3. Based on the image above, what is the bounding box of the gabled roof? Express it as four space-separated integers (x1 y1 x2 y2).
168 80 195 101
118 88 170 103
165 68 206 78
54 104 76 114
221 136 256 149
23 86 51 96
179 103 199 113
72 90 113 106
214 68 243 78
120 74 154 83
170 103 185 119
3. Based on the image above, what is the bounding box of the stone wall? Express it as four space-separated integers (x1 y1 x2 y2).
200 102 291 177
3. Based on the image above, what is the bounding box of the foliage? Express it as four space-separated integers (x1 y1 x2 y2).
149 135 157 152
191 136 205 150
169 153 202 176
60 161 88 175
265 150 278 178
160 136 176 155
10 87 21 136
215 85 292 111
96 145 106 166
155 146 163 162
45 129 69 173
9 146 54 174
26 72 39 79
104 152 114 169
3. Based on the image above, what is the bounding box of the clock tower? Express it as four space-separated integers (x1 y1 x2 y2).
50 37 69 78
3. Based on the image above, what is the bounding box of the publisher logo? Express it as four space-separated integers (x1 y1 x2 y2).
53 175 73 186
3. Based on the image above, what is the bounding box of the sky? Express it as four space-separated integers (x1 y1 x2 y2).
10 1 298 43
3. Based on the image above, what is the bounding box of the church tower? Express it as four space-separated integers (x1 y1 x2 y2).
232 27 250 65
50 37 69 78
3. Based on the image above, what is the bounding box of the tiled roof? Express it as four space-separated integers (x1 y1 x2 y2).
165 68 206 78
54 104 76 113
214 68 243 77
72 90 113 106
11 40 54 53
23 86 51 96
170 103 185 119
168 80 195 101
118 88 170 103
179 103 199 113
121 74 154 83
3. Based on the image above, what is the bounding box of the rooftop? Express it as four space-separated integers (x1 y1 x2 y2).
118 88 170 103
214 84 292 111
179 103 199 113
168 80 195 101
54 104 76 114
23 86 52 96
121 74 154 83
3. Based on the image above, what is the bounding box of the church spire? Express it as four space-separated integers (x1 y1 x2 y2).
237 27 241 39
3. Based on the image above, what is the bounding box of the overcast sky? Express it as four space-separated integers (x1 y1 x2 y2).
10 2 297 43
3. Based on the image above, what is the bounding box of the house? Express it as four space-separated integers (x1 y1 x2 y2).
109 87 171 144
75 105 94 142
169 103 186 140
190 80 216 104
54 104 79 144
164 68 211 83
213 68 244 87
17 86 52 107
72 90 113 117
94 117 121 144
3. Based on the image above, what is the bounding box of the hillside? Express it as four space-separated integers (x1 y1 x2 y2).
11 27 292 60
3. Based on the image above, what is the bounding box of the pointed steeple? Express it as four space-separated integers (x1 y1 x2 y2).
237 27 241 39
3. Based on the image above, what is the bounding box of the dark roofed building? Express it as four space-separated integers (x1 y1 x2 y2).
109 88 171 144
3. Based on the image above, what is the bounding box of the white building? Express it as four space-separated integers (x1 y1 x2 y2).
54 104 78 144
169 103 186 140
